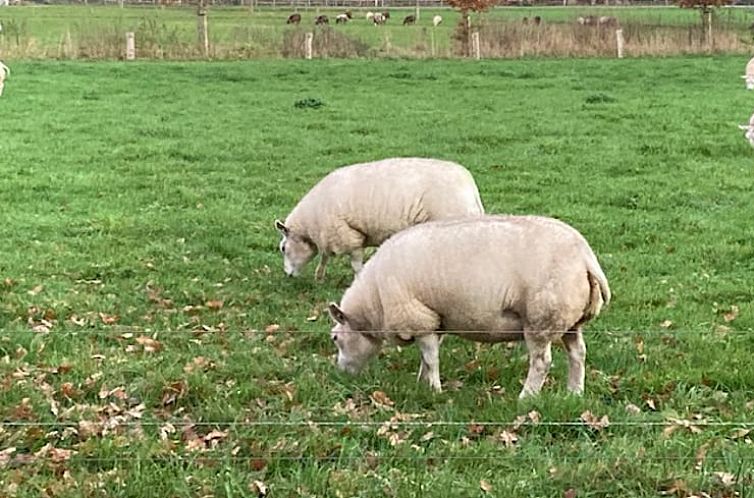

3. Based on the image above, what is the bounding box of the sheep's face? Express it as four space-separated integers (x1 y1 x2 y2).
275 220 316 277
328 303 380 374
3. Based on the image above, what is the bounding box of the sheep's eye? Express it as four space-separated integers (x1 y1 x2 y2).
331 334 337 342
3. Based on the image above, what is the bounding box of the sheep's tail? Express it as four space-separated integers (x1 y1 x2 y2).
583 254 610 321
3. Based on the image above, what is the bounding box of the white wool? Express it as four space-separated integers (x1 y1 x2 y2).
333 215 609 397
432 15 442 27
0 61 9 97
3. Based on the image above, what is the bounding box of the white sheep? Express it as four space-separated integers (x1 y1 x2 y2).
432 15 442 27
366 11 375 21
738 111 754 147
372 12 386 25
275 157 484 281
0 61 9 97
328 215 610 398
742 57 754 90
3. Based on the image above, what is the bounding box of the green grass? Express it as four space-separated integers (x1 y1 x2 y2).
1 56 754 496
1 4 754 58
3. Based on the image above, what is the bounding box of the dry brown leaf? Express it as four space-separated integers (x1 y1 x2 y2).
634 337 644 355
723 305 739 323
714 471 736 487
563 489 577 498
527 410 541 424
0 448 16 469
99 313 119 325
370 390 395 410
660 320 673 329
28 284 44 296
580 411 610 431
206 300 224 310
135 335 162 353
264 324 280 334
161 380 188 406
480 479 493 493
498 430 518 447
183 356 211 374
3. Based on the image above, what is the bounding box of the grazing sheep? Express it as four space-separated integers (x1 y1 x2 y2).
315 14 329 25
403 14 416 25
372 12 386 25
577 15 597 26
336 11 352 24
275 157 484 281
382 11 391 20
738 111 754 147
0 61 8 97
366 11 375 21
328 215 610 398
286 13 301 24
598 16 618 27
432 15 442 27
742 57 754 90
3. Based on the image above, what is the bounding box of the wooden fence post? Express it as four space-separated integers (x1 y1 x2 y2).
197 3 209 57
471 31 480 60
615 28 624 59
126 32 135 60
305 32 313 59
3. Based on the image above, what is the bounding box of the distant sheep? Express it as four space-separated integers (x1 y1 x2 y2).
372 12 386 25
275 157 484 281
403 14 416 25
286 13 301 24
0 61 8 97
743 57 754 90
578 15 618 27
598 16 618 27
432 15 442 27
336 11 352 24
366 11 375 21
738 111 754 147
315 14 329 25
328 215 610 398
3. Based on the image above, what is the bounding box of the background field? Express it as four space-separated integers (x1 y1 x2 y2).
1 56 754 496
2 4 754 58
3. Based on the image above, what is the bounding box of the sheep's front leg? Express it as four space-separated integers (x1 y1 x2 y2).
349 249 364 274
314 253 330 281
562 330 586 395
415 334 442 392
519 334 553 399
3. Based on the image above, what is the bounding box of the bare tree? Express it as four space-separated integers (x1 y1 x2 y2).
446 0 497 56
677 0 733 45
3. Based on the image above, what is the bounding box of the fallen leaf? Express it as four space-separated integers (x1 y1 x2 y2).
0 448 16 469
714 471 736 487
370 390 395 410
161 380 188 406
28 284 44 296
480 479 493 493
264 324 280 334
527 410 541 424
206 300 224 310
183 356 211 373
625 403 642 415
497 430 518 447
99 313 119 325
580 411 610 431
564 489 577 498
723 305 739 323
135 335 162 353
660 320 673 329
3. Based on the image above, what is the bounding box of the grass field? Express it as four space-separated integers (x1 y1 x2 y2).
1 5 754 58
1 56 754 496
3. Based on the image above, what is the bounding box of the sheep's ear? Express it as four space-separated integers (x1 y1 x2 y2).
275 219 289 235
328 303 348 325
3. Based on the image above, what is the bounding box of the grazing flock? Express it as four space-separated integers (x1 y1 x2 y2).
275 157 610 398
286 9 442 27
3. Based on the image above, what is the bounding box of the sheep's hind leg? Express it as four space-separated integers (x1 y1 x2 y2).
519 332 553 399
349 249 364 274
562 329 586 395
415 334 442 392
314 254 330 281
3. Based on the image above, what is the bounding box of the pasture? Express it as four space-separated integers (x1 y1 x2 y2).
1 56 754 496
1 4 754 58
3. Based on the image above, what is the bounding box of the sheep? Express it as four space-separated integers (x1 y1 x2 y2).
742 57 754 90
336 11 352 24
315 14 329 25
577 15 597 26
366 11 375 21
274 157 484 281
0 61 8 97
372 12 386 25
286 13 301 24
598 16 618 27
327 215 610 398
403 14 416 25
432 15 442 27
738 111 754 147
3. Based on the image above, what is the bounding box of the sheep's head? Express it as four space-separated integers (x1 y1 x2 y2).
328 303 381 374
275 220 317 277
